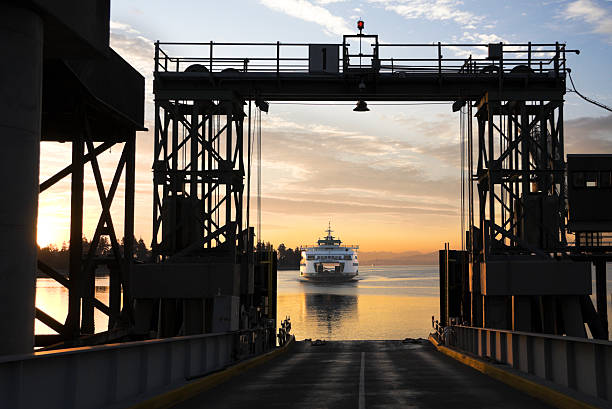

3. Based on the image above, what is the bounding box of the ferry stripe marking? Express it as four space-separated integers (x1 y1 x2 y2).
359 352 365 409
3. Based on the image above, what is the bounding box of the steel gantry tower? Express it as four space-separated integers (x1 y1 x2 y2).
151 99 246 260
151 33 607 340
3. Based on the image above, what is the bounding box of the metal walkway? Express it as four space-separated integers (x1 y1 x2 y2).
173 341 552 409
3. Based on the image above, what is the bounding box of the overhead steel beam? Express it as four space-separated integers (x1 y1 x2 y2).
154 72 565 102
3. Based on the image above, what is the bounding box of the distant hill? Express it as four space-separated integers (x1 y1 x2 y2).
358 251 438 265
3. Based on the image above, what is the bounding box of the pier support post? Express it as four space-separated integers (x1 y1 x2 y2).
595 260 609 340
0 4 43 355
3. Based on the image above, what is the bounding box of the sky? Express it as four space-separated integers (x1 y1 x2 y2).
37 0 612 254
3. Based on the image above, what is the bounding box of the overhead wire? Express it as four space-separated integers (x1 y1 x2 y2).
567 71 612 113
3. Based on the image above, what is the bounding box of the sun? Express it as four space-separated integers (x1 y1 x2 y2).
36 204 71 248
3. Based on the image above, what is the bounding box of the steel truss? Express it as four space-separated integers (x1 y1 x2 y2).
37 110 136 346
472 95 566 259
152 99 246 260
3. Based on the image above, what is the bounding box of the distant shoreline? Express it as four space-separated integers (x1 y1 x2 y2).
277 263 438 270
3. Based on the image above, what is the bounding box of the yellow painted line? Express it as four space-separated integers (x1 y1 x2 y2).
130 337 295 409
428 335 601 409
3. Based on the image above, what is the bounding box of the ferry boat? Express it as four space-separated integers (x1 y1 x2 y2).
300 224 359 282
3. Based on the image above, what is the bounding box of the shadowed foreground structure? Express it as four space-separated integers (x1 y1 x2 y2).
173 341 552 409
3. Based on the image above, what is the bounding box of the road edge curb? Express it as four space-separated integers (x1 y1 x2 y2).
129 336 296 409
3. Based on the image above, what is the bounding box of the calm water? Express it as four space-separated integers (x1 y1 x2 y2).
35 277 112 335
276 265 439 341
35 265 611 341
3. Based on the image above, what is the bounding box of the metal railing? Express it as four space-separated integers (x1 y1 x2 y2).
0 328 275 409
154 41 576 77
570 231 612 249
300 244 359 249
445 325 612 402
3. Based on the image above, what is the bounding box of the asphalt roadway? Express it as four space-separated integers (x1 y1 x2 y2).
172 340 552 409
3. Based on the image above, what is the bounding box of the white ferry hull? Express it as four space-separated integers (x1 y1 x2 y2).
300 225 359 284
301 271 358 282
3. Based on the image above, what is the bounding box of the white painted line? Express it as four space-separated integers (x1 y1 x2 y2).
359 352 365 409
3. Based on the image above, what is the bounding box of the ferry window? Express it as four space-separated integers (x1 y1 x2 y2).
586 172 598 188
573 172 585 188
307 255 315 260
601 171 612 188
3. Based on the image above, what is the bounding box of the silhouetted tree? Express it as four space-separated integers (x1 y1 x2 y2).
38 235 152 273
276 243 300 268
135 238 150 262
97 236 111 256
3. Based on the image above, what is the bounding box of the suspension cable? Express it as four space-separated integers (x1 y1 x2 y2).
257 108 262 245
215 114 220 236
460 106 465 250
246 100 252 251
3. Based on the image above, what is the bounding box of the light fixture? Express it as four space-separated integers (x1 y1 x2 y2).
353 100 369 112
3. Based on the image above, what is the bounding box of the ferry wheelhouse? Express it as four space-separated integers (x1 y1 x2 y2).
300 225 359 282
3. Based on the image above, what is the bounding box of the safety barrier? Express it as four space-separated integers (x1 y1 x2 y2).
154 41 574 76
0 328 274 409
446 325 612 403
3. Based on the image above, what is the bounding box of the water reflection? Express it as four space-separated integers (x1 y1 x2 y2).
277 266 442 341
35 277 111 335
304 293 358 339
35 265 612 341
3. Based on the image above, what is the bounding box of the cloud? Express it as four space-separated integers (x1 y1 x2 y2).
109 21 156 121
565 114 612 153
259 0 352 36
109 21 154 75
259 112 460 214
367 0 483 27
262 196 456 217
564 0 612 41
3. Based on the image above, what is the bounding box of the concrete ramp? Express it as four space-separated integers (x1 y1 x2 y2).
172 340 552 409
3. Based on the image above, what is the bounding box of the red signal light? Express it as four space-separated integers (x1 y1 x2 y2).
357 20 364 31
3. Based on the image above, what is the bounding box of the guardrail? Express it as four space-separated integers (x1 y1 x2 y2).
444 325 612 402
0 328 275 409
154 41 576 77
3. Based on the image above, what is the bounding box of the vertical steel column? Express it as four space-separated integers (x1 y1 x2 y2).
487 101 495 253
246 101 252 254
123 132 136 322
190 104 199 199
226 109 233 236
207 113 213 249
0 4 43 354
153 102 161 260
520 103 530 196
237 116 244 248
508 110 515 246
171 102 180 253
595 260 609 340
67 133 84 337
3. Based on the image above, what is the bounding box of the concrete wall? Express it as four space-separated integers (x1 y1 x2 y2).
131 263 241 298
0 332 236 409
450 325 612 403
0 3 44 355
